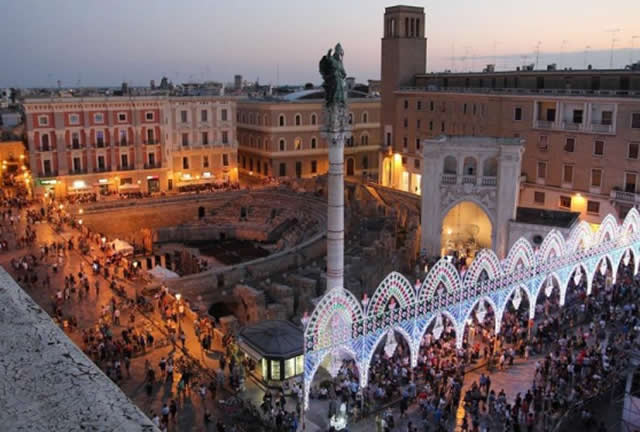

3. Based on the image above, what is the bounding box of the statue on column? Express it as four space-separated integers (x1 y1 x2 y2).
319 43 347 108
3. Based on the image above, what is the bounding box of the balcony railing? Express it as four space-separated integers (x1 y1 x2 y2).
481 176 497 186
610 189 638 204
119 140 129 147
69 168 88 175
38 171 58 177
591 123 614 133
144 139 158 145
534 119 554 129
94 142 107 148
144 163 161 169
462 175 477 185
562 121 582 131
67 144 85 150
441 173 457 185
39 146 52 152
93 166 110 173
117 165 135 171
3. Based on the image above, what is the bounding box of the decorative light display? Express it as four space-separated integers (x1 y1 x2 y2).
512 288 522 310
302 208 640 411
475 300 487 323
433 314 444 340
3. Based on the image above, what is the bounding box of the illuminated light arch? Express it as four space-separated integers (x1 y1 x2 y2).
503 237 535 274
499 284 535 320
533 272 563 306
367 271 416 316
622 208 640 237
615 247 635 278
598 214 620 244
303 343 359 409
304 287 364 352
567 221 593 252
537 229 566 263
418 258 461 304
564 262 591 296
360 325 413 388
461 295 500 335
463 249 502 289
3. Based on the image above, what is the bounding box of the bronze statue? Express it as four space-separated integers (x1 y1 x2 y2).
319 43 347 107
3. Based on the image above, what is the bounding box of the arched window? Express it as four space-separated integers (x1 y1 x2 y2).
362 112 368 123
279 139 286 151
443 155 457 174
279 115 285 127
311 137 317 149
463 157 477 176
294 137 302 150
360 133 369 146
295 114 301 126
482 157 498 177
311 113 317 125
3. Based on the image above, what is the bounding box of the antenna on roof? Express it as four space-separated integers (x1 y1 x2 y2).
606 29 621 68
534 41 542 69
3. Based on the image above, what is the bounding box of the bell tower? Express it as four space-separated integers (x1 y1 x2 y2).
381 6 427 152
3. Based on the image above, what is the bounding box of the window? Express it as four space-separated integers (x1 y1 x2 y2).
94 113 104 123
222 131 229 144
43 160 52 176
284 358 295 379
97 155 105 170
118 113 127 122
538 135 548 152
145 112 154 121
594 140 604 156
473 104 477 115
417 101 422 110
311 160 317 174
403 137 408 149
625 173 637 193
279 163 286 177
401 157 407 167
311 113 317 125
181 110 188 123
148 153 155 166
563 165 574 184
279 115 285 127
430 101 434 111
429 121 433 131
441 121 445 132
182 157 189 169
537 161 547 179
222 154 229 166
361 135 369 146
73 157 81 172
270 360 281 380
591 168 602 187
72 132 80 148
119 130 127 146
203 156 209 168
146 128 154 143
257 161 261 173
404 118 408 128
572 109 583 124
69 114 80 125
294 138 302 150
39 115 48 126
96 131 105 147
221 109 228 121
182 133 189 147
201 110 208 122
564 137 575 153
404 100 409 109
311 137 317 149
417 119 421 129
363 156 368 170
463 103 468 114
416 138 421 150
514 107 523 121
279 139 285 151
201 132 209 146
587 200 600 215
559 195 572 209
601 111 613 126
414 159 420 169
629 142 639 159
362 112 368 123
534 191 545 204
41 133 50 151
120 154 128 168
295 114 301 126
633 113 640 129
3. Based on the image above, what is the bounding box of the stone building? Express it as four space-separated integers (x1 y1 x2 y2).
236 89 381 180
379 5 640 225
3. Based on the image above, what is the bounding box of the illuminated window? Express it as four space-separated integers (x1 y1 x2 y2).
294 138 302 150
270 360 281 380
284 358 295 379
295 355 304 375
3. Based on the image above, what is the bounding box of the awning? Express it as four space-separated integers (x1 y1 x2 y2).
237 339 263 361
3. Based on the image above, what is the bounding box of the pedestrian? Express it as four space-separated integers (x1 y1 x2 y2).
169 399 177 423
161 403 169 425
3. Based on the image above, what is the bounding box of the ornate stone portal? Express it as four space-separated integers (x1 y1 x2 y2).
319 43 351 292
420 136 524 259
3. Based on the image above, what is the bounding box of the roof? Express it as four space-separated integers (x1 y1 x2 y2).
0 266 157 431
238 320 303 359
515 207 580 228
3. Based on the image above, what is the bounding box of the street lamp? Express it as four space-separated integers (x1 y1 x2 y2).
78 208 84 215
176 293 182 302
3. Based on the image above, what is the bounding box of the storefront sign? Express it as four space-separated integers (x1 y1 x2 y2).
39 179 57 185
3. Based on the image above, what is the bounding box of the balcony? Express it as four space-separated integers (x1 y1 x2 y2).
119 140 129 147
144 139 158 145
591 122 614 134
93 166 111 173
441 174 457 185
144 163 161 169
38 171 58 177
562 121 582 131
93 142 108 149
611 189 639 204
39 146 53 152
117 165 135 171
534 120 554 129
69 168 88 175
462 175 476 185
481 176 497 186
67 144 85 150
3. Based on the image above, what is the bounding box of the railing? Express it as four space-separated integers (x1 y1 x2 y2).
119 140 129 147
38 171 58 177
462 175 476 185
481 176 497 186
562 121 582 131
93 166 110 173
66 144 85 150
534 119 554 129
144 139 158 145
39 146 52 152
441 173 457 185
117 165 135 171
69 169 88 175
591 123 614 133
144 163 161 169
398 85 640 98
610 189 638 204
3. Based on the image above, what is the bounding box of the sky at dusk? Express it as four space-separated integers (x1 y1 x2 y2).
1 0 639 88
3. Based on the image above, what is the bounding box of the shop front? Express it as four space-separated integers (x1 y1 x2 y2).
146 175 160 193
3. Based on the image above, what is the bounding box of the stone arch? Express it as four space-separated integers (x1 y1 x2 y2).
537 229 566 263
597 214 619 244
567 221 593 252
463 249 502 289
367 271 416 316
418 258 462 304
361 325 414 388
443 155 457 175
503 237 536 274
303 287 364 353
440 198 496 254
482 157 498 177
463 156 477 176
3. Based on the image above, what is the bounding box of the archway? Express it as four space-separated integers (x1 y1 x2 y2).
534 274 562 319
307 347 360 414
500 286 533 347
363 327 413 401
441 201 493 261
346 158 355 176
415 312 458 368
462 297 498 359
